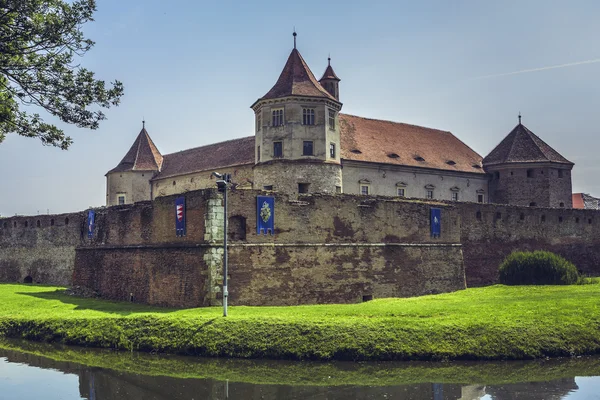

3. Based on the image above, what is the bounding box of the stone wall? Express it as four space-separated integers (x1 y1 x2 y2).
70 189 465 307
342 160 489 202
459 202 600 286
0 212 87 285
151 164 255 199
106 170 154 206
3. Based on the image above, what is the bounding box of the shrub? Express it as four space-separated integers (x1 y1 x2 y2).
499 251 579 285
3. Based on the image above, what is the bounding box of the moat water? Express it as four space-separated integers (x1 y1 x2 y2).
0 340 599 400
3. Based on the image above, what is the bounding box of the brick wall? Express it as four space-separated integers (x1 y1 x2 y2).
459 202 600 286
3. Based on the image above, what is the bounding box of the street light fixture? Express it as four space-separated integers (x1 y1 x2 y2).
212 172 232 317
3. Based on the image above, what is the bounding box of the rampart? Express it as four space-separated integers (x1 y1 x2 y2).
1 189 600 307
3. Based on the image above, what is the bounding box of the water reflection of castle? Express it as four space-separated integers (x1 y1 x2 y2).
0 347 583 400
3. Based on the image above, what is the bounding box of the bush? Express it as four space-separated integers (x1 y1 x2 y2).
499 251 579 285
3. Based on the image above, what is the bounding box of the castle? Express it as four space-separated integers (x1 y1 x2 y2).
106 36 574 209
1 36 592 309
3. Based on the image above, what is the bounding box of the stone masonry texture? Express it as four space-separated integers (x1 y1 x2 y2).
1 188 600 307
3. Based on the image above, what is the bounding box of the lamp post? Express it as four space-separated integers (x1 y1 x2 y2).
212 172 231 317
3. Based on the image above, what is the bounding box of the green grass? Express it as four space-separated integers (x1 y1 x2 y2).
0 283 599 361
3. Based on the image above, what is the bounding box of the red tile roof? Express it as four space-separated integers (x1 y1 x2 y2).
107 128 163 174
483 123 573 166
572 193 585 209
153 136 255 180
256 49 337 104
319 61 340 81
339 114 485 174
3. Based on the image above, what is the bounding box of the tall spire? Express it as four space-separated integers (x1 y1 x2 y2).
319 56 341 101
106 125 163 174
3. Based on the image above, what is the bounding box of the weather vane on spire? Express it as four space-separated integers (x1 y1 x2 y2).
293 28 297 49
142 118 145 129
518 112 522 125
328 53 331 66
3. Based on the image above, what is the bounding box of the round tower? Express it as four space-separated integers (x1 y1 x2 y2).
251 33 343 196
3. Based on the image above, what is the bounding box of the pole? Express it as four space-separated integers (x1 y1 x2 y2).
223 182 228 317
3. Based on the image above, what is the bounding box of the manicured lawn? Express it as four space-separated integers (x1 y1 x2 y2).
0 283 599 360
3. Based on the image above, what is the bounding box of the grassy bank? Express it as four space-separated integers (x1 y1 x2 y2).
0 283 599 361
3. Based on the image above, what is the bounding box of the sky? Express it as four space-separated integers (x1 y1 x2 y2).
1 0 600 216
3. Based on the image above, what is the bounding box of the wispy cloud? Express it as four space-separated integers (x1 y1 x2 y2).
470 58 600 80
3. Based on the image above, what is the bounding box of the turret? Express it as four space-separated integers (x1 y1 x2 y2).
105 122 163 206
483 115 574 208
319 57 341 101
250 32 343 195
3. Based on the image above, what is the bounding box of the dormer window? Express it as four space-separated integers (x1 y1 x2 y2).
272 108 284 127
351 149 362 154
387 153 400 159
414 156 425 162
302 108 315 125
446 160 456 166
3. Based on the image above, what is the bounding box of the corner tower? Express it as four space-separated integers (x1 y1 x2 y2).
251 33 343 195
319 57 341 101
106 122 163 206
483 116 574 208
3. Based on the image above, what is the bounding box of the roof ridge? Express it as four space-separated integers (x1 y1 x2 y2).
340 113 452 135
163 136 255 157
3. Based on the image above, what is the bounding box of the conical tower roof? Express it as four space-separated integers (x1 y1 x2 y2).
255 48 337 104
319 58 340 81
107 126 163 174
483 123 572 167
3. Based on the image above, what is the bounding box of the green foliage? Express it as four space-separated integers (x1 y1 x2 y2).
499 251 580 285
0 283 600 361
0 0 123 149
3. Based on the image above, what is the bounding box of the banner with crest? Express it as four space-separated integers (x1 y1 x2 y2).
175 197 186 237
256 196 274 235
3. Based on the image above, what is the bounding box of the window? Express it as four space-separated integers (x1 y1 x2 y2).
50 219 54 226
559 216 563 223
426 190 434 199
529 202 537 207
559 202 565 208
558 169 564 178
476 211 482 220
272 108 284 126
302 141 314 156
256 113 261 131
330 143 336 158
335 186 342 193
494 171 500 180
397 188 405 197
451 192 459 201
328 109 336 130
298 183 310 193
527 169 534 178
302 108 315 125
478 194 484 203
36 220 40 228
273 141 283 158
496 212 502 220
360 185 370 195
257 145 261 161
541 215 546 223
118 195 126 205
64 217 69 225
263 185 273 190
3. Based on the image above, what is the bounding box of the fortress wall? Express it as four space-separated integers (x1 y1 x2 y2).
0 212 88 285
71 189 465 307
459 203 600 286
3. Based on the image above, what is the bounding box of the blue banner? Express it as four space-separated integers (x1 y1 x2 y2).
430 208 441 238
87 210 95 239
175 197 186 237
257 196 275 235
